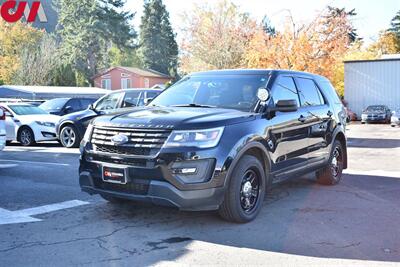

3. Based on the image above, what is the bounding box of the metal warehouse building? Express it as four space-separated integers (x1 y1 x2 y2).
344 57 400 115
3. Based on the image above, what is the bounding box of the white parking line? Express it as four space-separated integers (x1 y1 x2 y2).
0 200 90 225
0 159 70 167
344 169 400 178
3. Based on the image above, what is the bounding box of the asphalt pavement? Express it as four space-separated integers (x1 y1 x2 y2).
0 123 399 266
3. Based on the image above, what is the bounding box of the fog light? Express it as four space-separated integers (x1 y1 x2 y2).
173 168 197 175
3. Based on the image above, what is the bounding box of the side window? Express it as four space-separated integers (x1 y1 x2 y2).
66 99 82 112
271 76 300 107
296 78 324 106
146 91 159 100
121 91 142 108
95 92 124 111
80 99 95 109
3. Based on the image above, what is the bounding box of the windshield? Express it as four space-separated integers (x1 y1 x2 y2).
366 106 385 112
39 98 69 112
9 105 49 115
150 74 269 111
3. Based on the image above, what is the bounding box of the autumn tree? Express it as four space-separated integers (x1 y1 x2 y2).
180 0 257 73
243 7 356 95
0 20 43 84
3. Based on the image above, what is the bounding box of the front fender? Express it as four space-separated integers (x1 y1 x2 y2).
222 135 271 187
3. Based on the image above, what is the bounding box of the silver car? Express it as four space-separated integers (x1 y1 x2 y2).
391 109 400 127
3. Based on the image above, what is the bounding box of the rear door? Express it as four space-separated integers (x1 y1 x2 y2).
294 77 332 164
268 75 311 176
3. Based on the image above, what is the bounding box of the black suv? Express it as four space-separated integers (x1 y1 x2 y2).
57 89 162 148
79 70 348 223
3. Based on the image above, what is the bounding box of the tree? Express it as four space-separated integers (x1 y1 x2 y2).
108 46 142 67
326 6 360 43
138 0 178 76
262 16 276 37
56 0 136 85
389 10 400 38
0 20 43 84
13 34 60 85
180 0 257 73
369 31 400 55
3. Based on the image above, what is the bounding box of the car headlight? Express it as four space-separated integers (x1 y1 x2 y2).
165 127 224 148
35 121 55 127
82 124 94 143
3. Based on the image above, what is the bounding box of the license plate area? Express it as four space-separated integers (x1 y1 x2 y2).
102 166 127 184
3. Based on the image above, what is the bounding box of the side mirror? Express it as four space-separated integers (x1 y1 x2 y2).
271 100 298 112
88 104 95 110
144 98 153 105
64 106 73 114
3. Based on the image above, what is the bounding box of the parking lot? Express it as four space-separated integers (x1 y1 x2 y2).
0 123 399 266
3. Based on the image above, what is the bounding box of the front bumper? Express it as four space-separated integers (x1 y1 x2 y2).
79 171 225 211
79 147 228 211
33 126 58 142
361 116 387 122
391 117 400 126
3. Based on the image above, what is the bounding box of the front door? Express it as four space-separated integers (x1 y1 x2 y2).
267 75 311 176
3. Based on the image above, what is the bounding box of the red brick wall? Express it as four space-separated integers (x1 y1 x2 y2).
94 68 170 90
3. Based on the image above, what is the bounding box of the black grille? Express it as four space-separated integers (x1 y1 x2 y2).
93 178 150 195
91 126 171 156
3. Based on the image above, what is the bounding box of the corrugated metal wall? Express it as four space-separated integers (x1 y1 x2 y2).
344 60 400 115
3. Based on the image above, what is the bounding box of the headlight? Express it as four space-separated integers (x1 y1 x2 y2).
35 121 55 127
165 127 224 148
82 124 94 143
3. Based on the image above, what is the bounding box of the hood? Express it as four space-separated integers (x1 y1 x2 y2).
19 114 61 124
93 106 256 130
60 108 97 122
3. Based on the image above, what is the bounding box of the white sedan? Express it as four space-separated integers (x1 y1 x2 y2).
0 108 5 151
0 103 60 146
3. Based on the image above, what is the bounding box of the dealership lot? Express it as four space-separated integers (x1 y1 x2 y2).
0 123 399 266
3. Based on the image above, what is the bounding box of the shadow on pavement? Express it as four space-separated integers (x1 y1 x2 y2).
19 173 396 265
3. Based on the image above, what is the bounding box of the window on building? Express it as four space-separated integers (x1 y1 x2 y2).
121 78 131 89
144 78 150 88
295 78 325 106
101 79 111 90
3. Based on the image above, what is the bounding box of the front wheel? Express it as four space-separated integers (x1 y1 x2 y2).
219 155 266 223
60 125 80 148
316 140 344 185
18 127 35 146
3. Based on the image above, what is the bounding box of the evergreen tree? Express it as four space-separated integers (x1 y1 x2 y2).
56 0 136 85
138 0 178 77
389 10 400 38
326 6 360 43
262 16 276 37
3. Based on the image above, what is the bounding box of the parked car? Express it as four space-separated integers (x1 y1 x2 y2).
391 109 400 127
0 103 60 146
361 105 391 124
79 69 348 223
57 88 162 148
39 97 97 116
0 109 5 151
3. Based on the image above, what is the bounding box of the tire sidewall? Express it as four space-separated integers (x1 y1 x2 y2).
60 125 79 148
18 127 35 146
227 155 266 222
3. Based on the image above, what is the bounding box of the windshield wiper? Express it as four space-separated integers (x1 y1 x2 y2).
172 103 216 108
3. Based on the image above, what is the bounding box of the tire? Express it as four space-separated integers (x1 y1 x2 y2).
60 125 80 148
18 127 35 146
361 122 365 124
391 125 396 128
100 194 127 204
316 140 344 185
219 155 266 223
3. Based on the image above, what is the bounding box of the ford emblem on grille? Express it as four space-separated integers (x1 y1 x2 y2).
111 134 129 145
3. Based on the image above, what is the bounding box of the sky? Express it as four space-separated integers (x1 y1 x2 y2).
126 0 400 44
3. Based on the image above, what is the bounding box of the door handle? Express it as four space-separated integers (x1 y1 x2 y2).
327 110 333 117
298 115 306 123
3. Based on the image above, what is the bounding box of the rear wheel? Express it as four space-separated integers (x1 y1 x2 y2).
316 140 344 185
60 125 80 148
219 155 266 223
18 127 35 146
